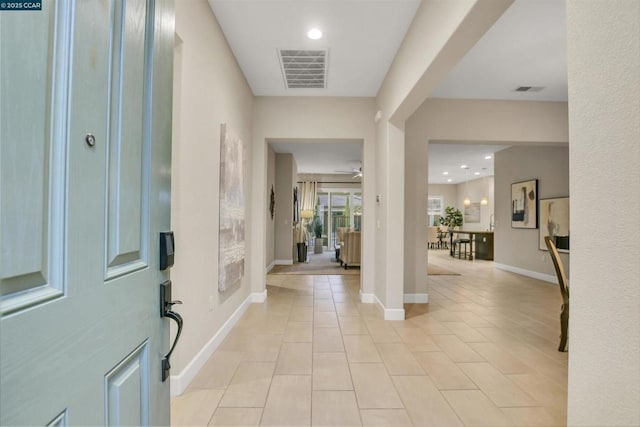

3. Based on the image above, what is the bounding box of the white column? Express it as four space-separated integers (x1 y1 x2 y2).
566 1 640 425
384 122 406 320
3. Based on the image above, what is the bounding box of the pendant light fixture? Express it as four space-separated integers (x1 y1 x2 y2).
480 173 489 205
463 166 471 206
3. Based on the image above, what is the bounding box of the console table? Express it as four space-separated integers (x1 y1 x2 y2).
449 230 494 261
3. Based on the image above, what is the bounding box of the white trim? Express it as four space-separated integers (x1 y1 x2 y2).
494 263 557 284
265 261 275 274
359 290 375 303
357 291 408 319
170 293 253 396
374 295 406 321
251 289 268 303
404 293 429 303
384 308 406 320
274 259 293 265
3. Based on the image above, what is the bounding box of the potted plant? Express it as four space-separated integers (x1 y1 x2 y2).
439 206 463 231
313 197 323 253
313 219 323 239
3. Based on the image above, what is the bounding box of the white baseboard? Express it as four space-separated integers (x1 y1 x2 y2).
170 291 262 396
384 308 406 320
359 290 375 303
274 259 293 265
265 261 275 273
361 291 407 320
374 295 405 321
251 289 268 303
494 263 557 284
404 293 429 303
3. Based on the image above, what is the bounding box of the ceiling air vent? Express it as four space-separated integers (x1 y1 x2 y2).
514 86 545 92
278 49 328 89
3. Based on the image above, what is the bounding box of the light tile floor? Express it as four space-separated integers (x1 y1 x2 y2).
172 251 568 426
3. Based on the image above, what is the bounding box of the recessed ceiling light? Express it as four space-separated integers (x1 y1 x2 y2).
484 155 492 160
447 178 452 182
443 171 449 175
474 172 480 176
460 164 468 169
307 28 322 40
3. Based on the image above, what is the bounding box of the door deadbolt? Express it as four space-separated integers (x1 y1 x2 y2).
85 133 96 147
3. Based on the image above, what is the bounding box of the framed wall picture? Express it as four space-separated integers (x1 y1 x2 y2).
464 202 481 223
218 123 245 292
511 179 538 229
539 197 569 252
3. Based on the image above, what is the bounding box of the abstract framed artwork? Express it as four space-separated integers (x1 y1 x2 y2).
539 197 570 252
218 123 245 292
511 179 538 229
464 202 481 223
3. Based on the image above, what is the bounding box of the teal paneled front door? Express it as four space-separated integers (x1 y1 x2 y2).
1 0 174 424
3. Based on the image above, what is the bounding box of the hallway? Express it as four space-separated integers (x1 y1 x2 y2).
171 252 567 426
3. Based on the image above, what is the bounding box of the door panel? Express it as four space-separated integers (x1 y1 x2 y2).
106 0 150 278
0 0 67 310
105 341 150 426
0 0 174 425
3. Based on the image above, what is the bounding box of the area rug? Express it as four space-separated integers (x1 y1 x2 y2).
269 264 359 275
427 264 460 276
269 251 359 275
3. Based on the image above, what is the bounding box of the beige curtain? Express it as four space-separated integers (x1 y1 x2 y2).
299 181 317 213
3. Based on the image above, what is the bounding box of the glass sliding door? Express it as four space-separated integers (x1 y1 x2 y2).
353 192 362 231
317 190 362 249
317 192 329 247
330 192 349 248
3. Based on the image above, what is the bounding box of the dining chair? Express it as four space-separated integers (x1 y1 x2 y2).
427 226 439 249
544 236 570 352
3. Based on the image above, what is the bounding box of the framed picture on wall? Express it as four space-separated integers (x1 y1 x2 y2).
511 179 538 229
539 197 570 252
464 202 481 223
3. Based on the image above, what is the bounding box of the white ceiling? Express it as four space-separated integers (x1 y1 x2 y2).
431 0 567 101
428 143 510 185
211 0 567 181
269 140 362 175
209 0 421 97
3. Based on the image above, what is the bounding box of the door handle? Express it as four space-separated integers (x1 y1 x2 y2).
160 280 183 382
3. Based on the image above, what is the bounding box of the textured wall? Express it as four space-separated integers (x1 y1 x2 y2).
171 0 254 380
566 1 640 425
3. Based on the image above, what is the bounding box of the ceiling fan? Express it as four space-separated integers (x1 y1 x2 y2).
335 166 363 178
335 161 363 178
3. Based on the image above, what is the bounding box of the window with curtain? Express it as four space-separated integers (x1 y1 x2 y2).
299 181 317 214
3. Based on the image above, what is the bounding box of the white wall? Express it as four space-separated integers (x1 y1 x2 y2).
494 146 569 278
274 153 296 263
265 145 275 269
171 0 254 391
566 1 640 425
250 97 377 299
